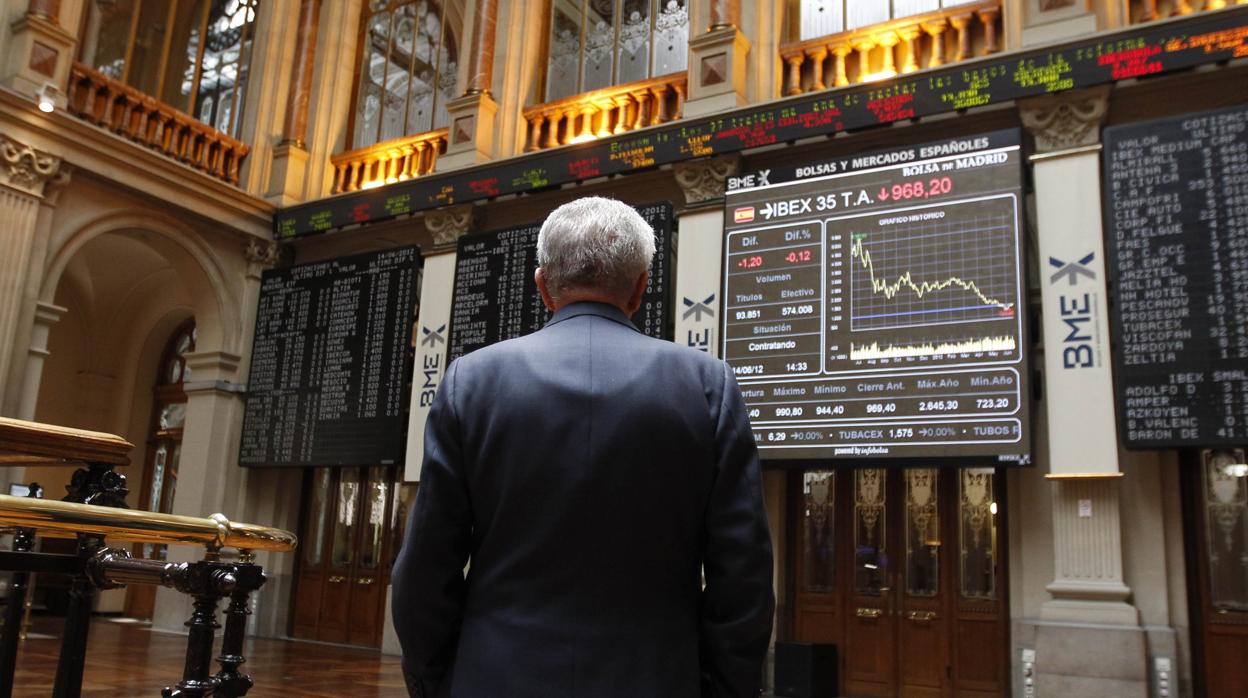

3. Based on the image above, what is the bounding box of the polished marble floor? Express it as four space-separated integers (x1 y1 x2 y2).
12 616 408 697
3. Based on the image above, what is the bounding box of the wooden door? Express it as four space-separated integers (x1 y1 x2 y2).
1189 448 1248 697
842 468 896 695
790 467 1008 697
291 468 333 640
290 466 408 647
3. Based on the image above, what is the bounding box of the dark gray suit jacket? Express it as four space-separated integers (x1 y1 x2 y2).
392 301 774 698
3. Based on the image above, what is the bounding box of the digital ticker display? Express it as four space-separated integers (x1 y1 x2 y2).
722 130 1030 463
275 7 1248 239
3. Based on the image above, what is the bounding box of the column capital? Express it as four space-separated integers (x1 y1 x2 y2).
1 133 67 198
673 154 740 207
1019 85 1111 156
244 238 281 267
424 203 477 250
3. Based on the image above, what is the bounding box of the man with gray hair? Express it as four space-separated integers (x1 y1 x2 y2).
392 196 774 698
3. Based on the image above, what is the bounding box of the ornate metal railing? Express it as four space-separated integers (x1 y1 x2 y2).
330 128 448 194
523 72 688 152
65 62 250 186
1131 0 1247 23
779 1 1002 96
0 417 296 698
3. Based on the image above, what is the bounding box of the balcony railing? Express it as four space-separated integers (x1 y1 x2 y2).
780 1 1003 96
330 129 448 194
65 62 250 186
1131 0 1245 23
523 73 687 152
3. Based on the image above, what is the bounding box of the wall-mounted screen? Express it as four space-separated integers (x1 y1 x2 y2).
723 130 1030 463
239 247 419 467
1104 104 1248 447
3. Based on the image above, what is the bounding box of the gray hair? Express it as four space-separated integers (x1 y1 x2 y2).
536 197 655 300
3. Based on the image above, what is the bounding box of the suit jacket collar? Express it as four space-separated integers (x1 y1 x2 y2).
545 301 639 332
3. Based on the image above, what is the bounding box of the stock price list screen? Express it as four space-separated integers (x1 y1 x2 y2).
722 130 1031 462
1105 104 1248 447
239 247 419 467
449 202 673 360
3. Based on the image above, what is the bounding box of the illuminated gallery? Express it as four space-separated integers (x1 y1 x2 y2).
1 0 1246 696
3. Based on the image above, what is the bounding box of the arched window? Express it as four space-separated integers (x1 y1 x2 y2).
798 0 979 40
78 0 260 137
351 0 463 149
146 321 196 536
544 0 689 103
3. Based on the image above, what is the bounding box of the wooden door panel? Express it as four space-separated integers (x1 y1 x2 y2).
898 610 944 690
953 614 1003 689
1205 621 1248 698
795 603 839 644
290 570 323 639
348 576 384 646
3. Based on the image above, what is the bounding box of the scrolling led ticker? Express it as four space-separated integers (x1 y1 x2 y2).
722 130 1031 464
275 8 1248 239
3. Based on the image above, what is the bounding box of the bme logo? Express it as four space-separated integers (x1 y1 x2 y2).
1049 253 1099 369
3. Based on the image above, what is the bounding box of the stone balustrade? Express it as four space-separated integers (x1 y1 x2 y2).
1132 0 1246 22
65 62 250 186
779 1 1002 96
523 73 687 152
330 129 448 194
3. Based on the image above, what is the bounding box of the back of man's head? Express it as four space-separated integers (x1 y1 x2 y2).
537 197 656 303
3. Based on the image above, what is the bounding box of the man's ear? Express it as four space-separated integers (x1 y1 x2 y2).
623 270 649 316
535 267 558 311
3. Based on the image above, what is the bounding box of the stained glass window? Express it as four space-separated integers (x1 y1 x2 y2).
854 469 888 595
545 0 688 103
801 471 836 593
352 0 461 148
905 468 939 597
959 468 997 599
79 0 259 138
1203 449 1248 612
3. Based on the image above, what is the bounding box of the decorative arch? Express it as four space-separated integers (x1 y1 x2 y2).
40 210 242 356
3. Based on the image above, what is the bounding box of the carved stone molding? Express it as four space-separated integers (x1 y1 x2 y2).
1019 85 1111 155
673 154 740 206
424 203 477 247
0 133 66 198
244 238 280 268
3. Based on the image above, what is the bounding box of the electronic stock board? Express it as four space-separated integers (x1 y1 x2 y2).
1105 104 1248 448
723 130 1029 463
448 202 674 359
239 247 419 467
275 7 1248 239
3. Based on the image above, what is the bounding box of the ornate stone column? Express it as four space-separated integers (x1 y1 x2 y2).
684 0 751 118
381 203 474 655
280 0 321 148
269 0 322 204
16 301 66 420
674 152 782 675
1020 86 1148 697
440 0 500 169
4 0 76 97
0 135 66 415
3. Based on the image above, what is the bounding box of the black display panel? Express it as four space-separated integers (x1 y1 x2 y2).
275 7 1248 239
239 247 419 467
1104 104 1248 448
449 202 673 360
723 130 1030 463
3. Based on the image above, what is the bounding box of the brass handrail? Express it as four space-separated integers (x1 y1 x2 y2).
0 494 296 553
